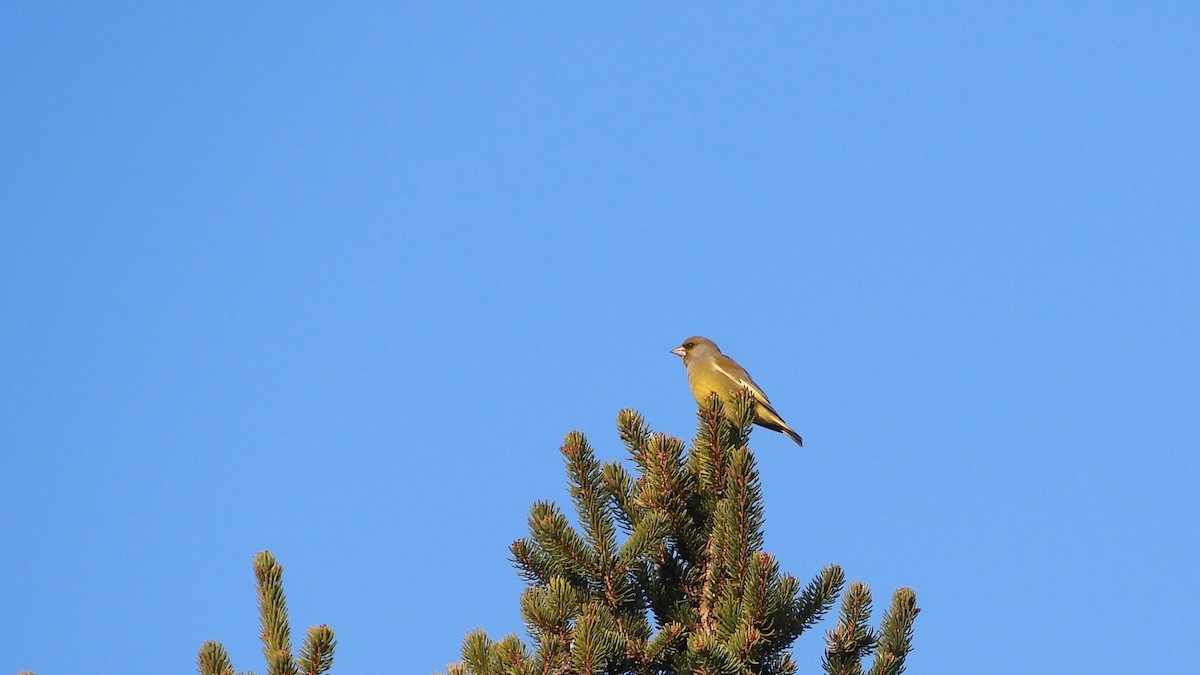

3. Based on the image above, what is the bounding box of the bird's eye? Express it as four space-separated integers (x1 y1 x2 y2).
684 341 694 349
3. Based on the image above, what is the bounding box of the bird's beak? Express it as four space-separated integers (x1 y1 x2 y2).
670 346 686 358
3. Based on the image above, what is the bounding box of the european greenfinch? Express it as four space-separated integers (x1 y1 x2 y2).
671 336 803 447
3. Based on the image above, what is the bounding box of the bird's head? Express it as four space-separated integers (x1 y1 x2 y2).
671 336 720 365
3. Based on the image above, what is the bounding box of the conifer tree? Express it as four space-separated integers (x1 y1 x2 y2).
198 551 336 675
443 390 918 675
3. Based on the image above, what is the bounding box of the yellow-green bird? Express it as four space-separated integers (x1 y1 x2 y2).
671 336 803 447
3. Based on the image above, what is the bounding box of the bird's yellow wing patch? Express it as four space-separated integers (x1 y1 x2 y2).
710 359 772 405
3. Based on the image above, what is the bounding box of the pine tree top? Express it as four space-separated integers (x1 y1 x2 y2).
444 389 918 675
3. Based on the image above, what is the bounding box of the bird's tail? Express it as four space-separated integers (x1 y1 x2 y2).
784 427 804 447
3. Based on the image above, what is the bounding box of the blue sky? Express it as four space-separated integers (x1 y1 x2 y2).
2 3 1197 673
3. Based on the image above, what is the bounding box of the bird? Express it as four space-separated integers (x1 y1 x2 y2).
671 336 803 446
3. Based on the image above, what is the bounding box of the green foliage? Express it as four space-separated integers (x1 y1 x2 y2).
198 551 336 675
822 582 920 675
444 390 918 674
868 588 919 675
197 641 236 675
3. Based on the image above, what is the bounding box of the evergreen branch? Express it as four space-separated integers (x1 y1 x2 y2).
254 551 298 675
298 625 335 675
522 580 581 673
200 552 332 675
698 527 722 633
492 635 536 675
198 640 235 675
689 393 728 503
570 603 624 674
563 432 619 568
711 556 741 639
511 537 556 586
761 654 798 675
527 500 601 586
731 553 770 652
722 625 764 669
461 629 496 674
596 569 651 669
790 565 845 637
701 504 727 625
687 629 742 675
717 447 765 591
637 552 693 633
750 553 784 629
457 631 537 675
728 388 757 449
617 512 669 570
616 409 652 459
868 588 919 675
822 582 878 675
645 621 686 665
633 433 704 567
759 570 799 645
690 391 756 508
705 446 766 642
601 460 644 532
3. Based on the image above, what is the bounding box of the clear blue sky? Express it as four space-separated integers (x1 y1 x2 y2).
2 4 1197 674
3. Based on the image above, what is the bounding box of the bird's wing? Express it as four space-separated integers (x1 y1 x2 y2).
710 354 774 406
